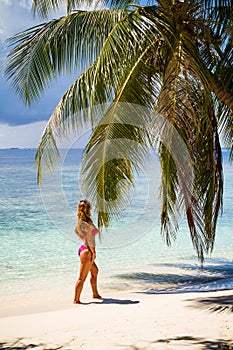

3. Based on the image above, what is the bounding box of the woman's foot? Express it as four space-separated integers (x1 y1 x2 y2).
93 294 102 299
73 300 82 304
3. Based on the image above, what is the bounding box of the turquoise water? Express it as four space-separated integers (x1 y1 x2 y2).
0 148 232 314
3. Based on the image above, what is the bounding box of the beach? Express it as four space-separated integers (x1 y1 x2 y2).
1 289 233 350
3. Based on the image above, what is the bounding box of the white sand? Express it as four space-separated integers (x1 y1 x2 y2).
0 289 233 349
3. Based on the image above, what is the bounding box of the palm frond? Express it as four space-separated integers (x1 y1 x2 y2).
153 34 224 261
80 102 152 228
4 9 126 104
34 61 100 184
203 0 233 37
5 21 57 104
158 142 181 245
216 101 233 161
35 123 61 185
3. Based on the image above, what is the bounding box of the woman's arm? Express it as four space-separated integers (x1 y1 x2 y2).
74 222 84 239
85 222 98 262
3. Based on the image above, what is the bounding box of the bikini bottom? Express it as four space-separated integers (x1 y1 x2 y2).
78 245 88 255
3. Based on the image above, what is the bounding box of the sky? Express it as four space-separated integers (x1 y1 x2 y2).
0 0 93 148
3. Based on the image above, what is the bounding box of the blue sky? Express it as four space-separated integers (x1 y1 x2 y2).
0 0 92 148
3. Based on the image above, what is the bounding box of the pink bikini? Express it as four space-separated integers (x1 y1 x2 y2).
78 245 88 255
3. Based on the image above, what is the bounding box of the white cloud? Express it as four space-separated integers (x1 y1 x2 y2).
0 0 66 41
0 17 7 40
0 121 91 149
19 0 32 10
0 121 46 148
81 0 105 10
0 1 34 39
0 25 6 37
1 0 13 5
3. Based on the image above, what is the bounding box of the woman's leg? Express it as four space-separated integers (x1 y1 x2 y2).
73 250 92 303
90 262 102 299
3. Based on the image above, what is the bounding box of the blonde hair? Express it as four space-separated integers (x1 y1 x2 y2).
77 200 92 223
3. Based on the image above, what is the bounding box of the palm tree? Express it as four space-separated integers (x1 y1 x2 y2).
4 0 233 261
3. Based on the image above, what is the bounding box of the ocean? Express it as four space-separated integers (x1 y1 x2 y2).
0 148 232 315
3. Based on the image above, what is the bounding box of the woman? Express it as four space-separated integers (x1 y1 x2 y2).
73 199 101 304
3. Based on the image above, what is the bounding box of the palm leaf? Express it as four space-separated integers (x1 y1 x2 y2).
4 9 126 104
152 27 224 260
165 85 223 261
217 103 233 160
80 103 153 228
35 124 61 185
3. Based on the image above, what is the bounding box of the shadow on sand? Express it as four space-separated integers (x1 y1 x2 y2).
1 336 232 350
80 297 140 305
0 338 64 349
188 294 233 313
137 289 233 314
125 337 233 350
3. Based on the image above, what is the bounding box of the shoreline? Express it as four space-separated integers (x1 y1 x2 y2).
1 288 232 350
